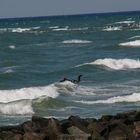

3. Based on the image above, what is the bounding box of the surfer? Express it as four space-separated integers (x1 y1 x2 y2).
60 75 82 83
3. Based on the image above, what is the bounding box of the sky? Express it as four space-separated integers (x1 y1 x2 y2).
0 0 140 18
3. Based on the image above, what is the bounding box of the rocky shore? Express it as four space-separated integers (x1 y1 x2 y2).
0 110 140 140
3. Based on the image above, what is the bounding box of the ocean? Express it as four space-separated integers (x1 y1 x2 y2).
0 11 140 126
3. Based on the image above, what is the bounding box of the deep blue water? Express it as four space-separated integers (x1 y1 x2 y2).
0 11 140 125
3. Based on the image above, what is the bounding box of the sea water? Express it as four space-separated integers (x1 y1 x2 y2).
0 11 140 125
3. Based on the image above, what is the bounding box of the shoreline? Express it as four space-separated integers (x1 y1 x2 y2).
0 110 140 139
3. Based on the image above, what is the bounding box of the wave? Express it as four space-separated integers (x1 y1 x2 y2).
8 45 16 49
129 36 140 39
55 81 95 96
0 27 40 33
103 26 122 31
0 85 59 103
0 100 34 115
75 93 140 104
77 58 140 70
53 26 88 31
115 20 135 24
11 28 31 33
0 81 95 115
0 84 59 115
52 26 69 31
48 26 59 29
0 66 16 74
119 40 140 47
62 39 92 44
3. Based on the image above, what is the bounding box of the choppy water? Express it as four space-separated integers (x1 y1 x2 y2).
0 11 140 126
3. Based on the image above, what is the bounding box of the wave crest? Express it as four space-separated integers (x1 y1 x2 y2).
119 40 140 47
76 93 140 104
62 39 92 44
78 58 140 70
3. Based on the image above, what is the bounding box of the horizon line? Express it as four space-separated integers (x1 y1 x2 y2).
0 10 140 21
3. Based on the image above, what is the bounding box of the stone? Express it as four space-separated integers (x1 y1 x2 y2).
23 132 42 140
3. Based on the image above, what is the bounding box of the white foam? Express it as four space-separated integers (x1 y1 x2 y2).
8 45 15 49
129 36 140 39
11 28 31 33
55 81 95 96
79 58 140 70
0 84 59 103
0 100 34 115
53 26 69 31
119 40 140 47
49 26 59 29
76 93 140 104
103 26 122 31
115 21 135 24
62 39 92 44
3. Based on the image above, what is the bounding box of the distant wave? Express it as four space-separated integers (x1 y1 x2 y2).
52 26 69 31
129 36 140 39
0 27 40 33
0 66 17 74
114 20 135 24
75 93 140 104
62 39 92 44
103 26 122 31
8 45 16 49
77 58 140 70
53 26 88 31
119 40 140 47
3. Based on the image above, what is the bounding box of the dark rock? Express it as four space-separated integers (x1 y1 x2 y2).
60 119 72 134
57 134 90 140
23 132 42 140
68 116 89 133
135 111 140 120
116 110 137 120
32 116 50 128
108 123 135 140
67 126 90 136
100 115 114 122
88 121 107 134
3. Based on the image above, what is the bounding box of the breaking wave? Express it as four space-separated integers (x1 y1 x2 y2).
0 81 95 115
0 84 59 115
77 58 140 70
119 40 140 47
103 26 122 31
62 39 92 44
114 20 135 24
129 36 140 39
75 93 140 104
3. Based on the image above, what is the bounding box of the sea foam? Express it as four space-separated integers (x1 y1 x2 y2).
0 85 59 103
103 26 122 31
119 40 140 47
76 93 140 104
0 84 59 115
62 39 92 44
78 58 140 70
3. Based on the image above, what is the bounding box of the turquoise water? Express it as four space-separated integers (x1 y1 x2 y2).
0 11 140 125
